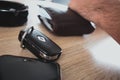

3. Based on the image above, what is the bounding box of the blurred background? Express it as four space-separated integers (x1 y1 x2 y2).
40 0 70 5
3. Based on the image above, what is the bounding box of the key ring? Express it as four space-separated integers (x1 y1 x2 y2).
21 27 34 48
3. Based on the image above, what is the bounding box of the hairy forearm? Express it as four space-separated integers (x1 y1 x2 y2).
69 0 120 44
98 9 120 44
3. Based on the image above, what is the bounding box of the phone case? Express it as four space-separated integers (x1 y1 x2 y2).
0 55 61 80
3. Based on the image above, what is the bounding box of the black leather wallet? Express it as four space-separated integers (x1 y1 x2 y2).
0 55 61 80
0 1 28 26
38 2 95 36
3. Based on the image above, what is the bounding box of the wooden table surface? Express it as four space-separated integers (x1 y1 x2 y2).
0 0 120 80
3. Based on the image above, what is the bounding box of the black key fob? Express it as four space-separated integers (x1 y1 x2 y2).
18 27 62 62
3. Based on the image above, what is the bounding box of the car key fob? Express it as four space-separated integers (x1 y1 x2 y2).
18 27 62 62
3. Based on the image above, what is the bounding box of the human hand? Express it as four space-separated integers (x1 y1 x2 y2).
69 0 120 43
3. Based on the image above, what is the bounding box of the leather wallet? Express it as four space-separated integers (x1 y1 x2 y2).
0 55 61 80
38 2 95 36
0 1 28 26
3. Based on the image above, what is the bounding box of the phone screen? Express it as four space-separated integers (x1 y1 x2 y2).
0 55 61 80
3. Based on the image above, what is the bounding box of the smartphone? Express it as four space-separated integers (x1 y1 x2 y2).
0 55 61 80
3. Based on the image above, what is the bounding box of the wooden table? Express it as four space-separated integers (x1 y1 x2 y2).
0 0 120 80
